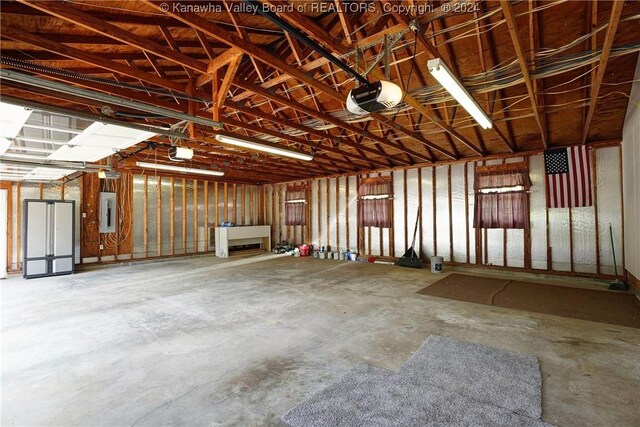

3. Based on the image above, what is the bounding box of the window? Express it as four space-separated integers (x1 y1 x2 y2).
358 177 392 228
473 162 531 229
285 185 307 225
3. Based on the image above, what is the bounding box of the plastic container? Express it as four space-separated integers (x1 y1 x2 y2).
430 256 444 273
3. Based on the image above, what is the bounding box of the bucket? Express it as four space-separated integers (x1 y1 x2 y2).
430 256 444 273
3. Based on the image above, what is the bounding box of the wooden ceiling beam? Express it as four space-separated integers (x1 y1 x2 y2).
18 0 209 73
0 33 229 50
196 48 244 87
217 56 243 109
0 3 280 36
222 0 267 83
1 25 185 92
143 0 344 103
581 0 624 144
251 1 450 160
500 0 547 148
333 0 354 44
159 26 194 79
474 2 516 151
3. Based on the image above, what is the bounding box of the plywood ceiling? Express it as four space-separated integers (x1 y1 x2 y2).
1 0 638 184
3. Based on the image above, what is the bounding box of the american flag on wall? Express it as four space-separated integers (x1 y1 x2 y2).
544 145 593 208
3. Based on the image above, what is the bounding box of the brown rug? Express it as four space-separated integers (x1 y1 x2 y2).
417 273 640 328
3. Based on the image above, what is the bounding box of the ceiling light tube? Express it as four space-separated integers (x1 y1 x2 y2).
136 161 224 177
214 134 313 161
427 58 492 129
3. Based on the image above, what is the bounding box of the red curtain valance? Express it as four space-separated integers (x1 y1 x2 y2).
285 185 307 202
358 177 392 197
474 163 531 190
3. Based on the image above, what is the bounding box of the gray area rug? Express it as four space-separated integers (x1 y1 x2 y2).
283 336 550 427
399 335 542 418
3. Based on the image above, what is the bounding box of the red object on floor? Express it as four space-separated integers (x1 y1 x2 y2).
368 256 376 263
299 245 309 256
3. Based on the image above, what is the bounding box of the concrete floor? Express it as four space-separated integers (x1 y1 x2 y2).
2 255 639 426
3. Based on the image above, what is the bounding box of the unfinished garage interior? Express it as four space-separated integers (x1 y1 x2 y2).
1 0 639 425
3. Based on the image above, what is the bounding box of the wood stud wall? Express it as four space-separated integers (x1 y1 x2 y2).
264 146 625 280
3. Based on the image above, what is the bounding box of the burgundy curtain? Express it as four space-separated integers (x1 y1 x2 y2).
358 198 392 228
285 202 306 225
473 191 529 229
285 185 306 225
357 177 392 228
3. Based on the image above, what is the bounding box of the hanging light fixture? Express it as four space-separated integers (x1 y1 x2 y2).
427 58 492 129
136 161 224 176
214 134 313 161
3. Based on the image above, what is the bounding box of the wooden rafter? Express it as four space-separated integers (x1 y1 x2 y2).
500 0 547 148
18 0 208 73
253 0 452 160
333 0 353 44
1 25 184 92
159 26 194 79
581 0 624 144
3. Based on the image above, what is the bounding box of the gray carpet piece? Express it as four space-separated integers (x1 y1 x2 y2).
399 335 542 418
283 363 550 427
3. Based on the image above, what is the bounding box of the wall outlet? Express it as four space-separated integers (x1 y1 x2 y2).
82 212 87 218
99 244 104 250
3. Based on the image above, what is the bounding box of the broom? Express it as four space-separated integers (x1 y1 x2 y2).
395 205 423 269
608 223 629 291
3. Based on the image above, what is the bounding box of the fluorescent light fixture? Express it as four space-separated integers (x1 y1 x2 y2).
0 137 11 155
214 134 313 161
136 161 224 177
427 58 492 129
0 102 33 138
49 122 156 162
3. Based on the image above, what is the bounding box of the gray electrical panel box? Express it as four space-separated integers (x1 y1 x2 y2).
99 192 117 233
23 200 75 279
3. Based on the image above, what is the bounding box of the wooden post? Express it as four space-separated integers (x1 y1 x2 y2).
194 180 198 252
448 165 454 262
144 175 148 258
204 181 209 251
170 178 175 255
592 148 600 273
464 162 470 264
432 167 437 256
157 177 162 256
182 178 187 254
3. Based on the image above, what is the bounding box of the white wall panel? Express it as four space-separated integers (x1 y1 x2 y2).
596 146 623 275
347 175 357 251
572 205 596 273
529 156 548 270
450 163 467 263
147 177 159 256
406 168 420 257
435 166 451 260
548 208 571 271
393 170 405 257
467 163 476 264
132 176 146 258
622 55 640 279
311 180 319 247
328 177 337 251
337 177 347 251
421 167 434 258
